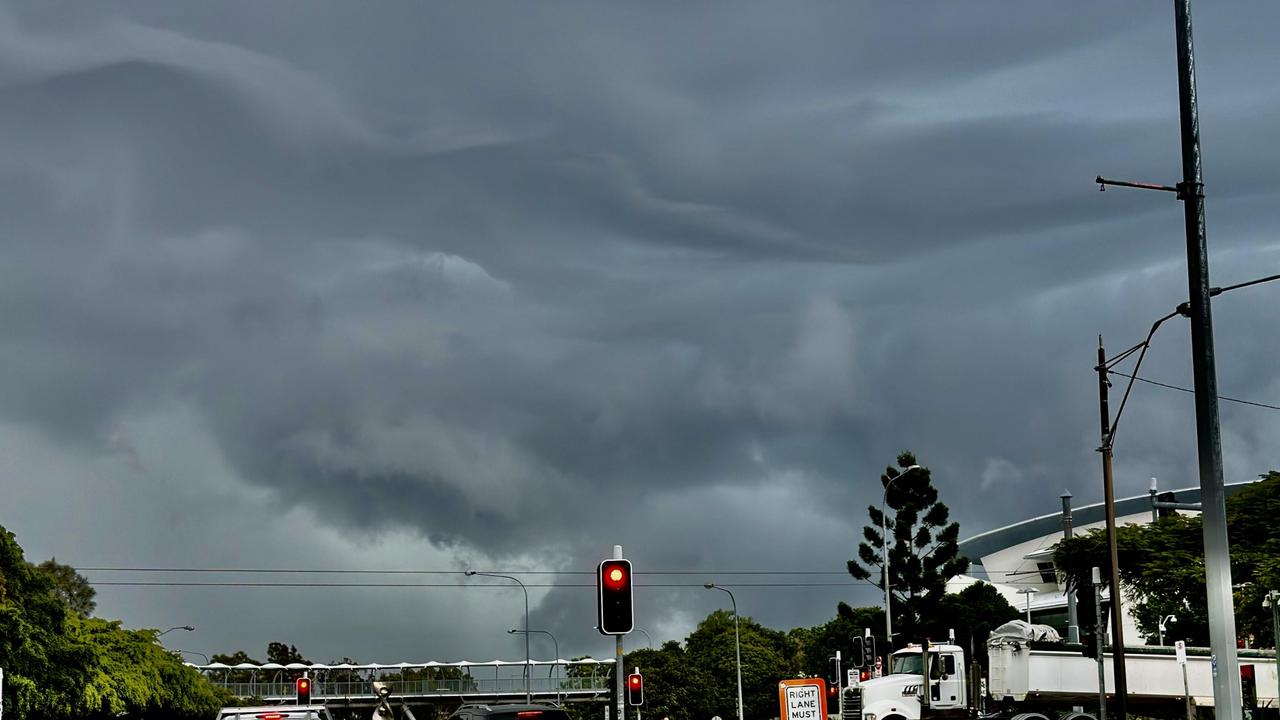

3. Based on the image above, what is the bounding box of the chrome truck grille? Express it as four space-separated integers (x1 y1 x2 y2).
842 687 862 720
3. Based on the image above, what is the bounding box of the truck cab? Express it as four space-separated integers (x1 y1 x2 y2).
857 644 968 720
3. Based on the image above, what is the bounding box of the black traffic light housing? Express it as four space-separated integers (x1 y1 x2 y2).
627 671 644 706
597 559 634 635
296 676 312 705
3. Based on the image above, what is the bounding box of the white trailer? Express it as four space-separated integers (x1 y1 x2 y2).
851 623 1278 720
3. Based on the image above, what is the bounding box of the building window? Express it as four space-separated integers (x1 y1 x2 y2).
1037 562 1057 584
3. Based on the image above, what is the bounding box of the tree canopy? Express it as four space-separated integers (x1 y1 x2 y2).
846 451 969 644
33 558 97 616
0 525 229 719
1054 471 1280 646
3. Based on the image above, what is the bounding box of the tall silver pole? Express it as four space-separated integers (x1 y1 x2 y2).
1268 591 1280 720
1171 3 1240 718
614 545 626 720
707 584 745 720
1062 492 1080 643
470 572 531 702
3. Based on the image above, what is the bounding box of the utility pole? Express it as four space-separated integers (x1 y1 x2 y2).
1173 3 1241 717
1096 337 1129 720
1062 492 1080 644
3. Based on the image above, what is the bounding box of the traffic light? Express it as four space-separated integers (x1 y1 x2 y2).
852 636 865 668
597 559 634 634
627 671 644 706
295 676 312 705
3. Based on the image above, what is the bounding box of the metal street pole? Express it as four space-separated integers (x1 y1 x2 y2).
1096 338 1129 720
1018 588 1039 624
1172 3 1241 718
468 571 531 703
1093 567 1107 720
634 627 654 649
511 629 560 704
706 584 745 720
882 464 922 650
1062 492 1080 643
1265 591 1280 717
614 545 625 720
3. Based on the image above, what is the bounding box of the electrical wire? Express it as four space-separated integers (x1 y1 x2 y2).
89 580 878 588
1107 370 1280 412
76 566 849 575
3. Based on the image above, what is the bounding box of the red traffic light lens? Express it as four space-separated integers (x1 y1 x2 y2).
603 562 628 590
629 675 641 687
297 679 310 690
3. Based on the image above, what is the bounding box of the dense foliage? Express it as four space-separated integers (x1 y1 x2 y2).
0 525 230 719
846 451 970 645
1054 471 1280 646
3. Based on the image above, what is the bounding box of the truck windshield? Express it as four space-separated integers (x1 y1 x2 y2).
891 654 924 675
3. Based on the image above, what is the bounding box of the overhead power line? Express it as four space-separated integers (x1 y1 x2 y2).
1107 370 1280 412
90 580 876 588
76 566 850 575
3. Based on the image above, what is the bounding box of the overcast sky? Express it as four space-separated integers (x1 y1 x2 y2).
2 2 1279 666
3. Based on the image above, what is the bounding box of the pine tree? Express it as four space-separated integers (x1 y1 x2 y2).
846 451 969 645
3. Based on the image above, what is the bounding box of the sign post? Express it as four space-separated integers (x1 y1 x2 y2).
1175 641 1192 720
779 678 828 720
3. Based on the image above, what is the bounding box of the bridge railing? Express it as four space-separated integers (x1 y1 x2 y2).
215 675 611 700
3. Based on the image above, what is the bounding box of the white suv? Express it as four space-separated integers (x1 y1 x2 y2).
216 706 335 720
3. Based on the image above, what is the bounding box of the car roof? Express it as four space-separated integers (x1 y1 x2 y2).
454 704 565 714
217 707 333 718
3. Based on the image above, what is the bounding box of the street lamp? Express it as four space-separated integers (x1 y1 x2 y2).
882 464 922 647
1017 588 1039 624
1158 614 1177 646
467 571 531 703
510 628 560 704
1263 591 1279 708
705 584 744 720
157 625 195 637
175 649 209 663
635 627 654 649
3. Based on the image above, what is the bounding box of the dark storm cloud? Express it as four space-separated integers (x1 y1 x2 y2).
2 2 1280 658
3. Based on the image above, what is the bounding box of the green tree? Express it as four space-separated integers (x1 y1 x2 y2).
210 650 263 684
686 609 795 720
32 558 96 616
920 582 1019 668
0 527 90 717
847 452 968 645
791 606 884 681
622 643 715 720
1053 470 1280 647
0 525 228 719
69 614 230 719
267 641 309 665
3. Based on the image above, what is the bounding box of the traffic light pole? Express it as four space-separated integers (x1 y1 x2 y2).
615 544 626 720
616 636 625 720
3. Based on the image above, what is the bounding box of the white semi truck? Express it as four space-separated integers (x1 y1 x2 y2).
850 622 1278 720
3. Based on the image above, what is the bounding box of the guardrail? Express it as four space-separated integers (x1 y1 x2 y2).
214 675 611 701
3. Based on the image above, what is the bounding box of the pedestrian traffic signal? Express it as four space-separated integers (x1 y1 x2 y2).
296 676 312 705
597 558 633 635
627 671 644 706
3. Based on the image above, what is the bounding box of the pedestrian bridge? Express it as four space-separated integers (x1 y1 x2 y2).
191 658 615 707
